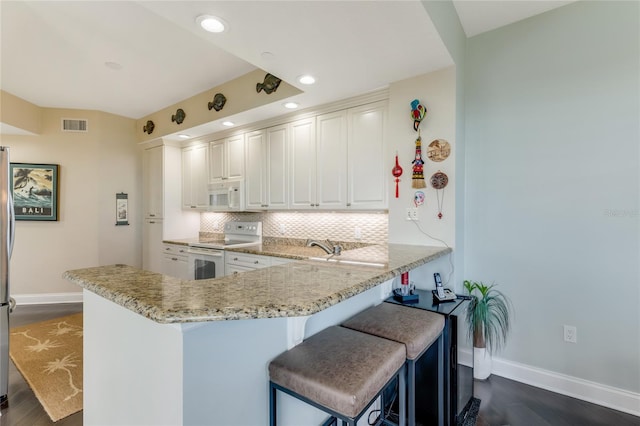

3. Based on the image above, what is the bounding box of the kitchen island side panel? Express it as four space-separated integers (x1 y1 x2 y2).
84 282 394 425
83 290 184 426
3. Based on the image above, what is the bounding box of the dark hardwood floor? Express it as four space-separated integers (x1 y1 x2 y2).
474 374 639 426
2 303 638 426
1 303 83 426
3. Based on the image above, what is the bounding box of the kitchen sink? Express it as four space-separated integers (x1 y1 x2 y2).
307 256 386 268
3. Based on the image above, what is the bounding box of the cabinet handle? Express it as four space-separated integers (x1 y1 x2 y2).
149 214 155 217
254 260 259 264
149 221 156 224
310 204 314 207
347 203 351 207
165 247 170 251
315 204 320 207
233 257 238 261
179 249 185 253
172 257 178 261
191 205 197 208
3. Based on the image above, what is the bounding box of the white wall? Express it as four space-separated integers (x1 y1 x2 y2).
2 108 141 301
465 0 639 394
387 67 459 290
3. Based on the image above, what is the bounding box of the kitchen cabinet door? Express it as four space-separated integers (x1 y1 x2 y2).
209 139 225 182
143 218 163 273
209 134 245 183
226 134 245 181
288 118 316 209
143 146 163 218
347 101 388 209
316 111 347 209
182 143 209 210
162 244 189 280
266 124 288 209
245 129 267 209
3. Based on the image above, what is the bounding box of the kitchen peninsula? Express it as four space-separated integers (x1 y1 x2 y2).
65 244 450 426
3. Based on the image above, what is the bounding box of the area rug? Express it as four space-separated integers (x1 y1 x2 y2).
10 313 83 422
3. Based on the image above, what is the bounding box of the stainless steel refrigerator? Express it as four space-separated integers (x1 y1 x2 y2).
0 146 16 405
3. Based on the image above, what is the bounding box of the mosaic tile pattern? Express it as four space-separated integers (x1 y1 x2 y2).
200 211 388 244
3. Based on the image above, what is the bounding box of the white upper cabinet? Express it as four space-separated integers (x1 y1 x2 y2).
316 111 348 208
265 124 288 209
182 143 209 210
245 129 267 209
289 114 348 210
245 126 289 210
143 145 163 218
209 134 244 183
347 101 387 209
289 117 317 209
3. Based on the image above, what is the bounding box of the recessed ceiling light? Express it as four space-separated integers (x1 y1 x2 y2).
297 75 316 85
261 52 275 61
178 134 190 139
222 121 234 127
196 15 227 33
283 102 299 109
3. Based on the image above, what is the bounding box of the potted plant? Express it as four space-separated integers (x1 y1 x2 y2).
463 280 512 380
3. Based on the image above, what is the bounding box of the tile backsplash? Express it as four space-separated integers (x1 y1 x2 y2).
201 211 388 244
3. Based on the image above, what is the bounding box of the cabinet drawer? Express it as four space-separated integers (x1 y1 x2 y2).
163 244 188 257
225 253 270 268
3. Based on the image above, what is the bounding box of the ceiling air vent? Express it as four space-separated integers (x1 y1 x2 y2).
61 118 88 132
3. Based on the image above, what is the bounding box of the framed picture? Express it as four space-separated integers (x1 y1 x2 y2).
116 193 129 226
10 163 59 221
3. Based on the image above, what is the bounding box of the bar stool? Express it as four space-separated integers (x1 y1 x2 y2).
269 325 407 426
342 302 445 426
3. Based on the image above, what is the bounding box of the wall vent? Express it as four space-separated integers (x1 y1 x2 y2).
61 118 88 132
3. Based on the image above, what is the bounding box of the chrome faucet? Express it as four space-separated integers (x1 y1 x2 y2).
306 239 342 256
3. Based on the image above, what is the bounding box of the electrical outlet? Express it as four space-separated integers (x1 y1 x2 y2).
564 325 577 343
354 227 362 240
406 208 419 221
279 223 286 235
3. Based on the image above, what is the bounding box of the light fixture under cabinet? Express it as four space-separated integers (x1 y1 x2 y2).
283 102 299 109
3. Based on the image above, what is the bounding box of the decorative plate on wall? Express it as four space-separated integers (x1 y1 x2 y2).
427 139 451 162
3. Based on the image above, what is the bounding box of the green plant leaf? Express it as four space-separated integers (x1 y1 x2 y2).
464 280 512 354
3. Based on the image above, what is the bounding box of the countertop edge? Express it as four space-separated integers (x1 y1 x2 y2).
65 246 452 324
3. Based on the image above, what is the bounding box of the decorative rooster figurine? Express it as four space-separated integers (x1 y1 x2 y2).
410 99 427 132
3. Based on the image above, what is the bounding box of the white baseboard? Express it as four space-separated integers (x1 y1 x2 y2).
491 356 640 417
12 292 83 305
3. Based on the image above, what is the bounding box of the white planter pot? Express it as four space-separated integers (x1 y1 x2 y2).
473 346 492 380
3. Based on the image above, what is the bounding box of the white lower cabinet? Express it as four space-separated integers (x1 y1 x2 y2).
161 244 190 280
143 219 164 273
224 252 291 276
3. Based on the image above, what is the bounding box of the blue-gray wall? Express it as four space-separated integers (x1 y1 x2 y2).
465 1 639 392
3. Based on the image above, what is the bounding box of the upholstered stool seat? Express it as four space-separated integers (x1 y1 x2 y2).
269 325 406 425
342 302 445 425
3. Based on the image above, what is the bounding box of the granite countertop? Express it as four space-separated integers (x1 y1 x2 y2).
64 244 451 324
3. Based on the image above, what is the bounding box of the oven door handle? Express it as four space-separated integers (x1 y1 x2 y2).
189 249 224 257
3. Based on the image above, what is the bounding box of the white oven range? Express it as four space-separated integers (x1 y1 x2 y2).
187 221 262 280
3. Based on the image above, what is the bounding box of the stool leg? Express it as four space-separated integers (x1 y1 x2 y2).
406 360 414 426
399 364 407 426
269 381 277 426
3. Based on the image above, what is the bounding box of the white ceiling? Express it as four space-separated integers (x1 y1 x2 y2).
0 1 573 140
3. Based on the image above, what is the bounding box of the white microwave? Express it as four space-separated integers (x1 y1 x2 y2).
208 181 245 211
